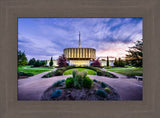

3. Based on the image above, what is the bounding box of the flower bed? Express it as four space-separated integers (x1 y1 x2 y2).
41 70 120 100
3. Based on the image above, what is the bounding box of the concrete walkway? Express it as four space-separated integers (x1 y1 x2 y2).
101 68 128 79
18 71 143 101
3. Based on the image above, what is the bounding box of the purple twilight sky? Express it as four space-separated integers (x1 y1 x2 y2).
18 18 143 60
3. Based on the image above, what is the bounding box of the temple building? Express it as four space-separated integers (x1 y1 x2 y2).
63 32 96 66
46 32 115 66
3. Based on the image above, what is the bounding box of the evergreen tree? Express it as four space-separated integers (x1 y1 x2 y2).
34 60 40 67
39 60 46 66
28 58 36 65
118 58 121 67
18 50 28 65
125 58 129 65
49 57 53 67
118 57 125 67
114 58 118 67
107 56 109 67
126 40 143 67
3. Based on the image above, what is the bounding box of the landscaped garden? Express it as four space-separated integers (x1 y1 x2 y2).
105 66 143 76
18 65 52 78
41 69 120 100
42 66 118 78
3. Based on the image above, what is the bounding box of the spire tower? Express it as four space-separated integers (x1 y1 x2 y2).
79 31 81 48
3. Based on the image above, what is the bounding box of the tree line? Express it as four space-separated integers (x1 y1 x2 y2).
18 50 67 67
18 50 47 67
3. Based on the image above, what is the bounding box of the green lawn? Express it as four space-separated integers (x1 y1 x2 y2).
18 65 53 75
64 68 96 75
105 67 143 76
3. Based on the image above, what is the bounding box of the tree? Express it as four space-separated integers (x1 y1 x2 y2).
40 60 47 66
126 40 143 67
107 56 109 67
49 57 53 67
18 50 28 65
31 59 47 67
125 58 129 65
114 58 118 67
118 57 125 67
58 54 67 67
34 60 40 67
28 58 36 65
92 58 101 67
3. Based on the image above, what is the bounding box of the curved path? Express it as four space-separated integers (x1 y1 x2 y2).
18 71 142 101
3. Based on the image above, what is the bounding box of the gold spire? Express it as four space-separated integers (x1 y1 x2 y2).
79 31 81 48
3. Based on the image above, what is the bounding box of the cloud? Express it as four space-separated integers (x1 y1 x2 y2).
18 18 142 60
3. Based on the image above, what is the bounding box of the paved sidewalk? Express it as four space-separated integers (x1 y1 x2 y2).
18 71 143 100
101 68 128 79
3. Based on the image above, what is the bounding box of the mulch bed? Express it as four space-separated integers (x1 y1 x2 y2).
41 81 120 101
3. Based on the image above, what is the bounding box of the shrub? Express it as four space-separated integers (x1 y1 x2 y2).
42 71 54 78
105 66 111 69
73 79 82 89
96 70 104 76
93 79 98 83
82 70 87 78
61 79 65 82
105 87 111 93
105 72 118 78
48 72 53 77
54 69 63 76
85 66 117 78
51 89 62 98
75 72 83 80
26 73 34 76
83 76 93 89
104 72 110 77
42 67 68 78
100 82 108 88
65 77 74 88
66 70 91 89
96 89 107 98
18 72 34 76
74 72 84 88
98 81 101 84
52 80 63 87
72 69 78 78
18 72 24 76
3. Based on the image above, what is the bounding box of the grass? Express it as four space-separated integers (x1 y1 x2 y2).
105 67 143 76
18 65 52 75
64 68 96 75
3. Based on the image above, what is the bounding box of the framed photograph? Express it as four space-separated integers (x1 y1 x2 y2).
0 0 160 118
17 18 143 101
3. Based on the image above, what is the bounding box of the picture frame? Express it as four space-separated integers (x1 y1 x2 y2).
0 0 160 118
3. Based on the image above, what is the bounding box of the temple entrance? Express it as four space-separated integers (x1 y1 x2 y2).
69 60 90 66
